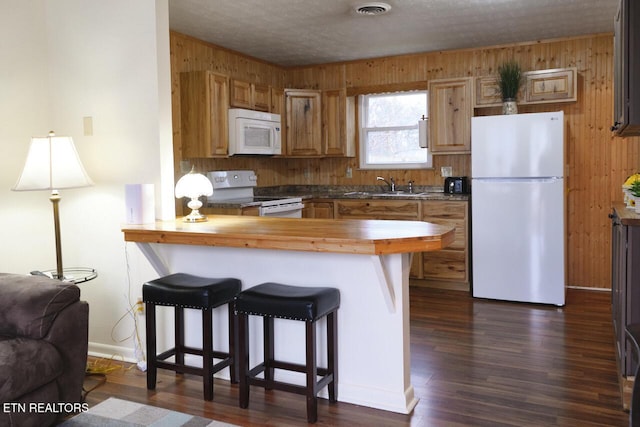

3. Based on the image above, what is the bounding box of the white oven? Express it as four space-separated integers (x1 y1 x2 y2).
258 199 305 218
207 170 303 218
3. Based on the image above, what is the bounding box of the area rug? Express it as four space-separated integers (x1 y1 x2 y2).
60 397 237 426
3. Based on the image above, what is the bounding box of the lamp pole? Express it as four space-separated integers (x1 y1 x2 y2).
50 190 63 280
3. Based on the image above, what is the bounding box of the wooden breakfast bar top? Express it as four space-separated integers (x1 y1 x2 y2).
122 215 455 255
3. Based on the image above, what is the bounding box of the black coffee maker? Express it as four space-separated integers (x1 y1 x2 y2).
444 177 469 194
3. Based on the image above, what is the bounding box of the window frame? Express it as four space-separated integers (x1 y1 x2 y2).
358 90 432 170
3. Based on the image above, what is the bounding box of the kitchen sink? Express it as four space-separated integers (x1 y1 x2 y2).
342 191 372 196
342 191 433 197
342 191 409 197
370 191 412 197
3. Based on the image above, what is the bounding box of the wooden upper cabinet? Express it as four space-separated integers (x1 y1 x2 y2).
285 89 322 156
474 67 577 108
230 79 271 112
180 70 229 158
523 68 576 104
270 88 286 151
428 77 473 154
252 83 271 111
322 89 356 157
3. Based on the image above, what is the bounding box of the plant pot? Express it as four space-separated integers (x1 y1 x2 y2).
502 99 518 115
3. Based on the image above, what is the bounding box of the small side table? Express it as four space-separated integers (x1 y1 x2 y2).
32 267 97 284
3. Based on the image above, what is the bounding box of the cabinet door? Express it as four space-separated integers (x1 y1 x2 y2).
428 77 472 154
303 201 334 219
334 200 420 220
230 80 252 109
285 89 322 156
271 89 286 152
422 201 469 283
523 68 576 104
322 89 355 157
180 71 229 157
253 83 271 112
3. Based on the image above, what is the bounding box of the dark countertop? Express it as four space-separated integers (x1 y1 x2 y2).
614 202 640 226
207 185 470 209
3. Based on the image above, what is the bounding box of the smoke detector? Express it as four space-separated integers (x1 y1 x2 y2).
354 2 392 16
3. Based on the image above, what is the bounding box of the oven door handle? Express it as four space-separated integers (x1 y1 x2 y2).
259 202 304 214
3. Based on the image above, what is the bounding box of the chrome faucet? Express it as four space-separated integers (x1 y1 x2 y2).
376 176 395 192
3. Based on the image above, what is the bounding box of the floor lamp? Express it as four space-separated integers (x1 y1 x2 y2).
12 131 93 280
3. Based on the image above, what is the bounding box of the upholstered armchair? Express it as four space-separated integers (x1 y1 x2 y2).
0 273 89 427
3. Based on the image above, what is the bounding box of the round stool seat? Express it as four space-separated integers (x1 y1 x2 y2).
235 282 340 321
143 273 240 309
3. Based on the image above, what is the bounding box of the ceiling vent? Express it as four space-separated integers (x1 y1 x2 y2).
354 2 392 16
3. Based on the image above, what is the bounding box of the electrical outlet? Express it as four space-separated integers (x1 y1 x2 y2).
346 167 353 178
441 166 453 177
134 297 144 315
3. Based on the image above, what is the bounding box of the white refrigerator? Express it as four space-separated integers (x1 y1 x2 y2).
471 111 565 306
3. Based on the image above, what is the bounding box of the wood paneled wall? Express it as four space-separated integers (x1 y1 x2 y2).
170 31 640 290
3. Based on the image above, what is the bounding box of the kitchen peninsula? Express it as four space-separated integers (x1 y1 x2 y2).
122 215 454 414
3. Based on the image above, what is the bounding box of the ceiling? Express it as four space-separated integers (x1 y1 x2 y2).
168 0 619 67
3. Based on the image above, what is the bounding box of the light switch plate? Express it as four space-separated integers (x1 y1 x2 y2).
441 166 453 177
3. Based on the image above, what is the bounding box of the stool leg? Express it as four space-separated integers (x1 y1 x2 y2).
228 302 238 383
238 312 250 409
203 308 214 400
327 311 338 403
145 302 157 390
305 320 318 424
264 316 275 389
175 306 185 369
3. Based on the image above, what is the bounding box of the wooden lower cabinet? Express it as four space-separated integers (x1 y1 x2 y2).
303 200 334 219
333 199 469 285
421 201 469 285
334 199 422 276
201 206 259 216
205 198 469 286
333 199 420 220
610 204 640 409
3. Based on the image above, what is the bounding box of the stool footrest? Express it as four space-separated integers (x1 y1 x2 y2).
247 360 333 396
157 346 232 363
156 356 233 376
248 361 330 377
248 374 335 397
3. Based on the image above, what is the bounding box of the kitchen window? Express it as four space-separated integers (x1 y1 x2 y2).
359 91 432 169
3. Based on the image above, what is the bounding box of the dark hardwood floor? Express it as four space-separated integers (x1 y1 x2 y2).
81 287 628 426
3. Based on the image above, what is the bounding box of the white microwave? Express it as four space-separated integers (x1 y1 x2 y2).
228 108 282 155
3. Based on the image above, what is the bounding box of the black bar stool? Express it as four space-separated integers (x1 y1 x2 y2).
143 273 241 400
234 282 340 423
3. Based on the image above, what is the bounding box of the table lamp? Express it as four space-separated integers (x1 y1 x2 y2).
175 167 213 222
12 131 93 280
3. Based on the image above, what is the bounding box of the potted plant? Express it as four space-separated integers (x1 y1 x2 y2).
497 60 523 114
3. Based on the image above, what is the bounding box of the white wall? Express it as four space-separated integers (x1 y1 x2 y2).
0 0 173 361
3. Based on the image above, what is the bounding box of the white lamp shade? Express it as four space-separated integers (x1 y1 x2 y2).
175 170 213 199
13 134 93 191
